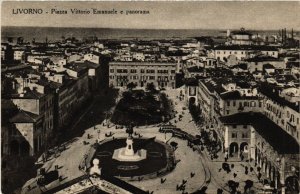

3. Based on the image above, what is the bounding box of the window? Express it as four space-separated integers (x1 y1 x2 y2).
130 69 137 73
227 101 230 106
291 114 295 122
242 133 248 138
141 69 145 73
259 102 262 107
232 132 237 138
171 70 175 73
241 52 244 54
146 69 155 73
243 125 247 129
226 110 230 115
233 101 236 107
110 69 114 73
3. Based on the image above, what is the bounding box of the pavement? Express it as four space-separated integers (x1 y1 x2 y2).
21 87 265 194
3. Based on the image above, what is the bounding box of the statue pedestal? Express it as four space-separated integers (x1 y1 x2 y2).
112 137 147 162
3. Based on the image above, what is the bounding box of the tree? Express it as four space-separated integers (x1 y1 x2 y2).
127 82 136 90
146 82 156 93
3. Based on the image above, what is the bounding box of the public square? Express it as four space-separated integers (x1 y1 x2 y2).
21 88 264 194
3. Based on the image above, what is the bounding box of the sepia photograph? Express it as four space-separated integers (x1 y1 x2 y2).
1 1 300 194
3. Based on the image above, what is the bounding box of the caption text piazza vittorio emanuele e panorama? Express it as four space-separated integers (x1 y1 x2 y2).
12 8 150 15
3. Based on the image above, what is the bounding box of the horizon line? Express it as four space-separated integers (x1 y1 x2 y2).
2 25 298 32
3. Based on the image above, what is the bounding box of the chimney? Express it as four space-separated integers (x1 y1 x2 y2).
284 28 287 44
281 29 284 44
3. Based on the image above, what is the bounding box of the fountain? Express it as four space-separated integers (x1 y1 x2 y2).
112 125 147 162
92 124 175 179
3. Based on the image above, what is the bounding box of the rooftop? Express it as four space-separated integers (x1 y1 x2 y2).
187 66 204 73
220 112 299 154
73 60 101 69
214 45 278 51
109 61 176 66
244 55 282 62
9 110 41 123
220 91 258 100
258 82 299 112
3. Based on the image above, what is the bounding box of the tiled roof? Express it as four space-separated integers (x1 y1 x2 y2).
185 78 199 86
187 66 204 73
9 110 40 123
258 82 299 112
244 56 281 62
220 91 258 100
220 112 299 154
73 60 101 69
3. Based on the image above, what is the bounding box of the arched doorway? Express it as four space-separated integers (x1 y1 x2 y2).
189 97 196 107
240 142 249 159
240 142 249 153
229 142 239 157
285 176 299 193
20 141 30 156
10 140 19 155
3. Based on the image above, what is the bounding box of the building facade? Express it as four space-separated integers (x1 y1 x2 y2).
109 62 176 88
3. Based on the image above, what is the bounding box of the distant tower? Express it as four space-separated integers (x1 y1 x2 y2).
227 29 231 37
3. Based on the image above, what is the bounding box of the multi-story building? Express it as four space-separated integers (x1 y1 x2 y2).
259 82 300 144
1 43 13 62
230 28 253 45
220 112 299 193
7 85 54 155
109 62 176 89
214 45 278 62
13 49 25 61
244 56 286 73
83 52 101 64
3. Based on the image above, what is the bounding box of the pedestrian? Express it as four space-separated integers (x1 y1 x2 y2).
258 172 262 180
241 154 244 161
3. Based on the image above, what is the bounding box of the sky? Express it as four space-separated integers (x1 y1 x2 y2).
1 1 300 30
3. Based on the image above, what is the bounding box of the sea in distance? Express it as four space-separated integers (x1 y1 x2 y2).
1 26 279 42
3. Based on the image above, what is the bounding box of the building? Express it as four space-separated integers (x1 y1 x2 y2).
244 56 286 73
83 52 101 64
184 78 199 106
109 62 176 89
220 113 299 193
7 86 54 155
13 49 25 61
230 28 253 45
259 82 300 144
214 45 279 62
